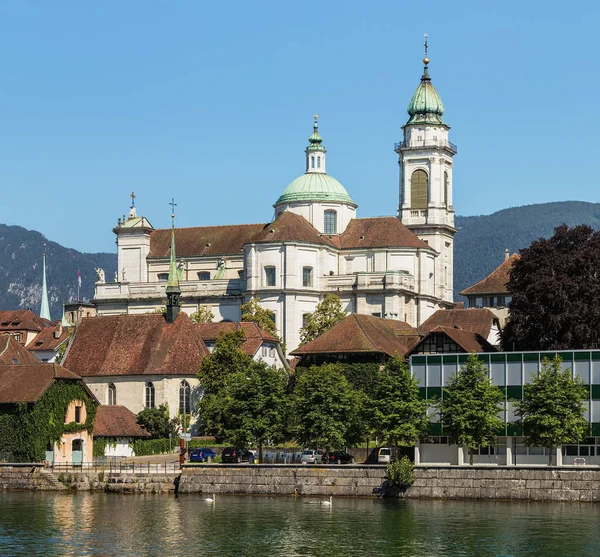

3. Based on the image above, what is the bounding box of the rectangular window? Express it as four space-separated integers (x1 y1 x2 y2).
198 272 210 281
371 312 381 318
264 266 276 287
302 267 313 287
302 313 310 328
157 273 169 281
324 211 337 235
74 406 82 423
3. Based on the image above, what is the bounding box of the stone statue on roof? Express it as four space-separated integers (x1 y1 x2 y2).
95 268 105 283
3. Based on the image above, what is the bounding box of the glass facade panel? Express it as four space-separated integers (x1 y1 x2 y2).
506 401 518 423
592 362 600 384
442 362 457 386
583 401 590 422
524 361 539 383
491 362 505 386
413 362 426 387
575 359 591 384
428 363 441 387
592 401 600 422
507 362 522 385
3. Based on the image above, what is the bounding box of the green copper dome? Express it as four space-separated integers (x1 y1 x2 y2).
406 62 446 126
275 173 356 205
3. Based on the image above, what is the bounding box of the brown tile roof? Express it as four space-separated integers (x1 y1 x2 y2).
252 211 337 247
28 326 72 352
0 335 41 365
460 254 521 296
0 310 53 333
411 326 498 354
418 309 499 340
194 322 279 357
149 223 266 258
290 313 420 358
94 406 151 438
0 363 83 403
63 313 209 377
340 217 431 250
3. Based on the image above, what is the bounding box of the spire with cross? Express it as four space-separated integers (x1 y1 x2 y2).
165 196 181 322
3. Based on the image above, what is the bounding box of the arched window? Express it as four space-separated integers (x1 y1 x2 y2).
411 169 428 209
145 382 155 409
324 210 337 234
108 383 116 406
444 171 449 206
311 156 315 169
179 381 191 415
317 156 321 168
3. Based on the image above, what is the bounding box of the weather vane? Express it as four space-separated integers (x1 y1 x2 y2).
170 197 177 218
424 33 428 57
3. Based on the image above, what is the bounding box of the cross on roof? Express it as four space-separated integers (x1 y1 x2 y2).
170 198 177 218
130 191 136 207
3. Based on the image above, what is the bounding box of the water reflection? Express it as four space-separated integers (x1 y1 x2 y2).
0 493 598 557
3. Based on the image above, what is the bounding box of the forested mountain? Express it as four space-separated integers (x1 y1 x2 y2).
2 201 600 319
454 201 600 300
0 223 116 320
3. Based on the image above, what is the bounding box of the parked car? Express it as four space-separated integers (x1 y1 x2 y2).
189 448 217 462
326 451 355 464
300 449 325 464
377 447 397 464
221 447 253 463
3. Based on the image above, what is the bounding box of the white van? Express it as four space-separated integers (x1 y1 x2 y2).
377 447 397 463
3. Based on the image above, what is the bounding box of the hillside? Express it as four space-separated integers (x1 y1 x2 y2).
2 201 600 319
0 223 116 320
454 201 600 300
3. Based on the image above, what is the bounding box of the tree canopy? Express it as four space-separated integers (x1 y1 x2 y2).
438 353 504 464
189 305 214 323
292 363 358 449
370 357 429 447
503 224 600 350
137 404 179 439
299 293 347 345
240 297 282 345
516 357 588 465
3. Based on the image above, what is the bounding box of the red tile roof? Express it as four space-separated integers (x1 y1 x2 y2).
0 335 41 365
418 308 499 340
194 321 279 357
0 310 53 333
0 363 84 403
28 325 72 352
94 406 151 438
460 254 521 296
63 313 209 377
340 217 431 250
290 314 420 358
149 223 266 258
410 326 498 354
252 211 337 247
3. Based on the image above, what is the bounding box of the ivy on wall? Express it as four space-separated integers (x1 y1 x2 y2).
93 437 118 457
0 380 97 462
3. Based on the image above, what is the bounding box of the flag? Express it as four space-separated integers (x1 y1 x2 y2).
78 270 81 288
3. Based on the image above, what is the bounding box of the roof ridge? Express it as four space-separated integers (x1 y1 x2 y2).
352 314 379 350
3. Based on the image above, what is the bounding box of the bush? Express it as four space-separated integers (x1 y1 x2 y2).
131 438 175 456
386 457 415 491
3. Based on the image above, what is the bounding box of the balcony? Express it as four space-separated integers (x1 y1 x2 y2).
394 139 457 154
94 278 245 301
323 271 415 293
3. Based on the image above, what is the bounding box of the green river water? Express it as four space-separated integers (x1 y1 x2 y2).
0 491 598 556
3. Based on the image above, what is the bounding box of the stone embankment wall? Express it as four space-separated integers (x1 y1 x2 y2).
0 466 67 490
179 464 387 496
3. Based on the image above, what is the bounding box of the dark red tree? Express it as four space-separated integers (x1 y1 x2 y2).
503 224 600 350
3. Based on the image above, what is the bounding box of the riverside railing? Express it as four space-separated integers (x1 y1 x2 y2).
51 461 181 474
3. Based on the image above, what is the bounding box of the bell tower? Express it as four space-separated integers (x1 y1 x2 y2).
396 36 457 303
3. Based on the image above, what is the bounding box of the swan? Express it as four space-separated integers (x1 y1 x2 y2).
320 496 333 506
204 493 216 503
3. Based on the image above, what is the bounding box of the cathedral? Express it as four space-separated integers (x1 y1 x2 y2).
93 53 457 355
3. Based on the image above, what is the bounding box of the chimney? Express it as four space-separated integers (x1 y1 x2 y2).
54 323 62 339
504 248 509 262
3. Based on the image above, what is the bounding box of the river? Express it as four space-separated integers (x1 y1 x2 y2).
0 491 598 556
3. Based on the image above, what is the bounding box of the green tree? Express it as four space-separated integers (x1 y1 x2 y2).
503 224 600 350
224 361 289 461
516 356 588 465
438 353 504 465
137 404 179 439
189 305 214 323
371 356 429 447
292 363 357 449
299 293 347 345
240 297 282 345
196 330 251 439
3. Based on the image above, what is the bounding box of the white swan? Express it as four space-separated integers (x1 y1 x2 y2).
204 493 216 503
320 496 333 506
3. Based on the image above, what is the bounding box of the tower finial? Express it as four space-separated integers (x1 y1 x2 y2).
422 34 430 79
165 198 181 323
40 244 51 321
130 191 136 207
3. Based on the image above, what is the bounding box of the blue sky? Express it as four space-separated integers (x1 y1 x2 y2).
0 1 597 253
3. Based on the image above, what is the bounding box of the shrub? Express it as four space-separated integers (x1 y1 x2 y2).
386 457 415 491
131 438 175 456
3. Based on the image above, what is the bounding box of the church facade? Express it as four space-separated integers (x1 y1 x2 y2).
93 55 457 355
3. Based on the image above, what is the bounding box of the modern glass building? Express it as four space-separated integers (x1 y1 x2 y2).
409 350 600 466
